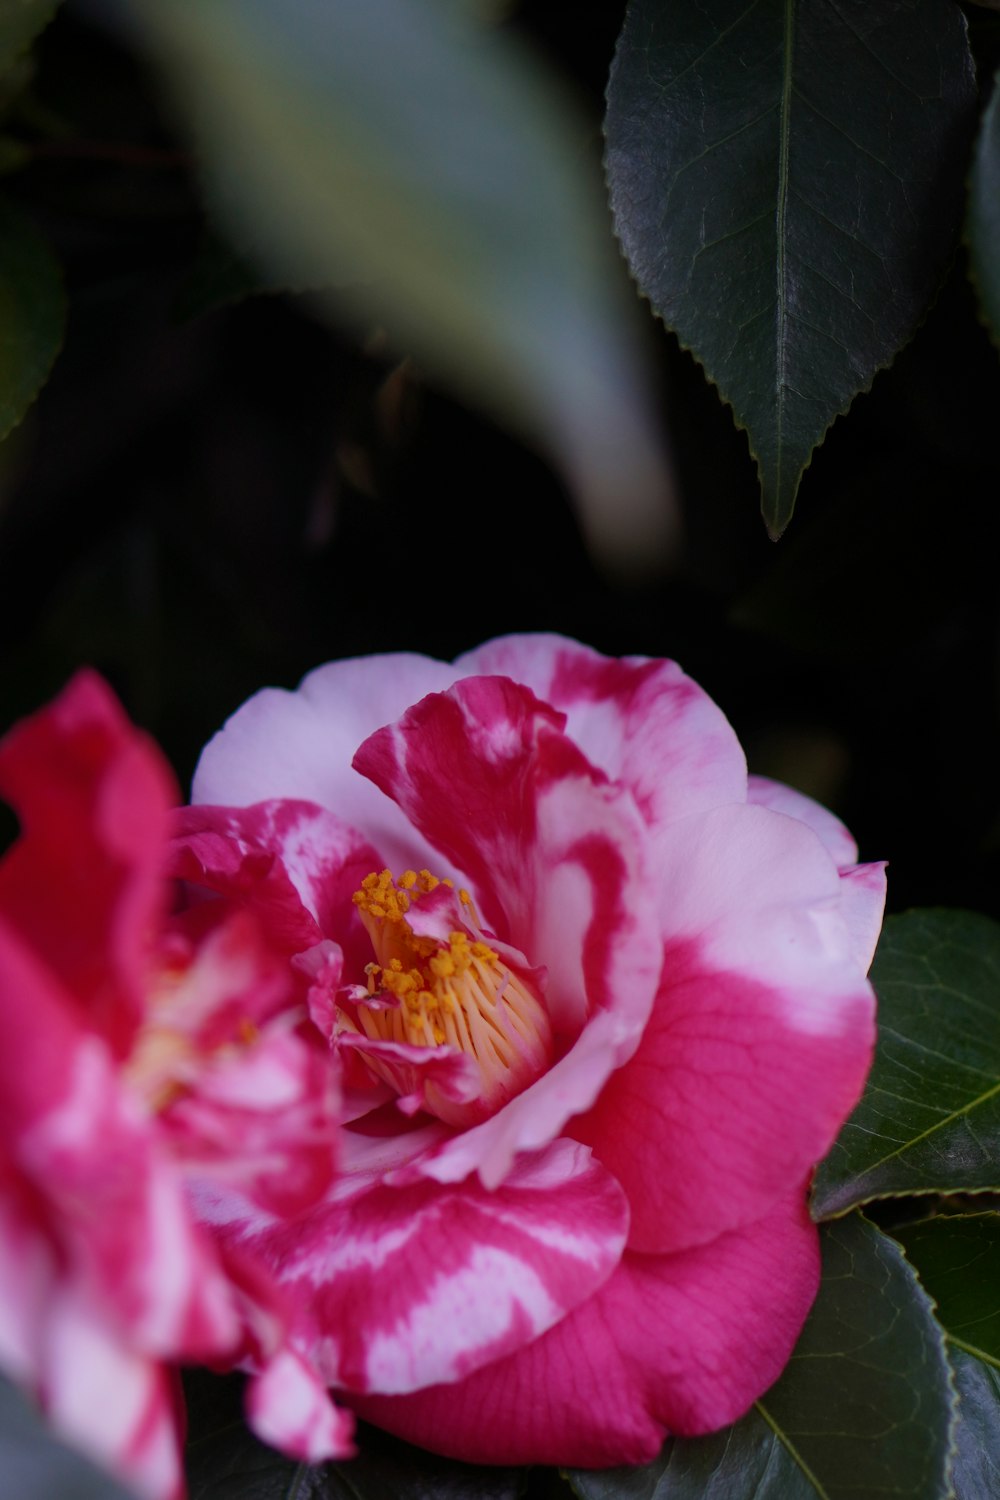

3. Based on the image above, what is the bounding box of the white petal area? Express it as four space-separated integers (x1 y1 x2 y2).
42 1283 182 1500
197 1136 628 1398
456 633 748 839
192 653 458 873
657 802 870 1035
747 773 859 867
838 861 888 974
247 1348 354 1462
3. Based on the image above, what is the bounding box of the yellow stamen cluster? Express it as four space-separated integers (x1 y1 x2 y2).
346 868 553 1125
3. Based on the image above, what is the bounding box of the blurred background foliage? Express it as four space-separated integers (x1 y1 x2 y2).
0 0 999 929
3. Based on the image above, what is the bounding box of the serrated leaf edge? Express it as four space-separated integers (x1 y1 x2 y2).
602 4 975 538
874 1212 965 1500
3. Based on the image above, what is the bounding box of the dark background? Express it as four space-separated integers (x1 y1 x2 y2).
3 0 1000 919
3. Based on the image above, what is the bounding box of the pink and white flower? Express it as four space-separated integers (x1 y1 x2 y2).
0 674 351 1500
184 633 885 1467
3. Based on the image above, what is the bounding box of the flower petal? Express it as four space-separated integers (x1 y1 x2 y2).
40 1282 186 1500
0 919 240 1360
192 655 458 873
0 671 174 1054
354 676 661 1179
747 773 859 867
838 860 889 974
573 802 876 1254
456 633 747 841
351 1188 819 1466
171 799 383 982
195 1137 628 1397
247 1347 355 1463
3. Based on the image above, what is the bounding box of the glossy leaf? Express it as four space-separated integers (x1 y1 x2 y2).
605 0 976 534
891 1215 1000 1500
128 0 675 570
812 909 1000 1219
567 1214 954 1500
968 68 1000 348
0 196 65 443
949 1349 1000 1500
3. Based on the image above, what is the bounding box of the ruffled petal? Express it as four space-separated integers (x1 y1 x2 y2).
456 634 747 843
39 1282 186 1500
355 677 660 1032
0 671 174 1055
192 655 458 873
195 1137 628 1397
351 1188 819 1467
0 919 240 1360
747 773 859 867
247 1348 355 1463
354 676 661 1179
573 803 875 1254
171 799 383 982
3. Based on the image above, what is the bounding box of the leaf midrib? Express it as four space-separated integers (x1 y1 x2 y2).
755 1398 832 1499
773 0 795 511
847 1075 1000 1179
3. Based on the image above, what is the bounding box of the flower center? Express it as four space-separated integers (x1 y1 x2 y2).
343 868 553 1126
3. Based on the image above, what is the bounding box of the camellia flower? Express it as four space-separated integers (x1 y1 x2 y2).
0 675 351 1500
181 634 885 1467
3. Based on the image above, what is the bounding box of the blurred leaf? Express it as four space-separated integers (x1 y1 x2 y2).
0 194 64 442
969 68 1000 348
605 0 976 535
172 230 306 321
890 1215 1000 1500
567 1214 954 1500
813 910 1000 1219
184 1370 526 1500
0 1374 138 1499
0 0 59 79
128 0 675 570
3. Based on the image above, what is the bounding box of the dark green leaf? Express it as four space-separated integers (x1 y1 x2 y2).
184 1371 525 1500
812 909 1000 1219
0 196 64 441
949 1348 1000 1500
889 1215 1000 1500
128 0 675 569
0 1374 138 1499
567 1214 954 1500
605 0 976 534
893 1213 1000 1364
968 68 1000 347
0 0 59 79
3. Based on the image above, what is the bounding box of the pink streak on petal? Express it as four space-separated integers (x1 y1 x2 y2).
42 1283 187 1500
351 1189 819 1467
0 671 174 1055
355 676 661 1038
747 773 859 867
191 654 458 875
247 1348 355 1462
171 799 382 981
838 861 888 974
455 633 747 839
573 936 874 1255
0 922 240 1359
203 1137 628 1397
